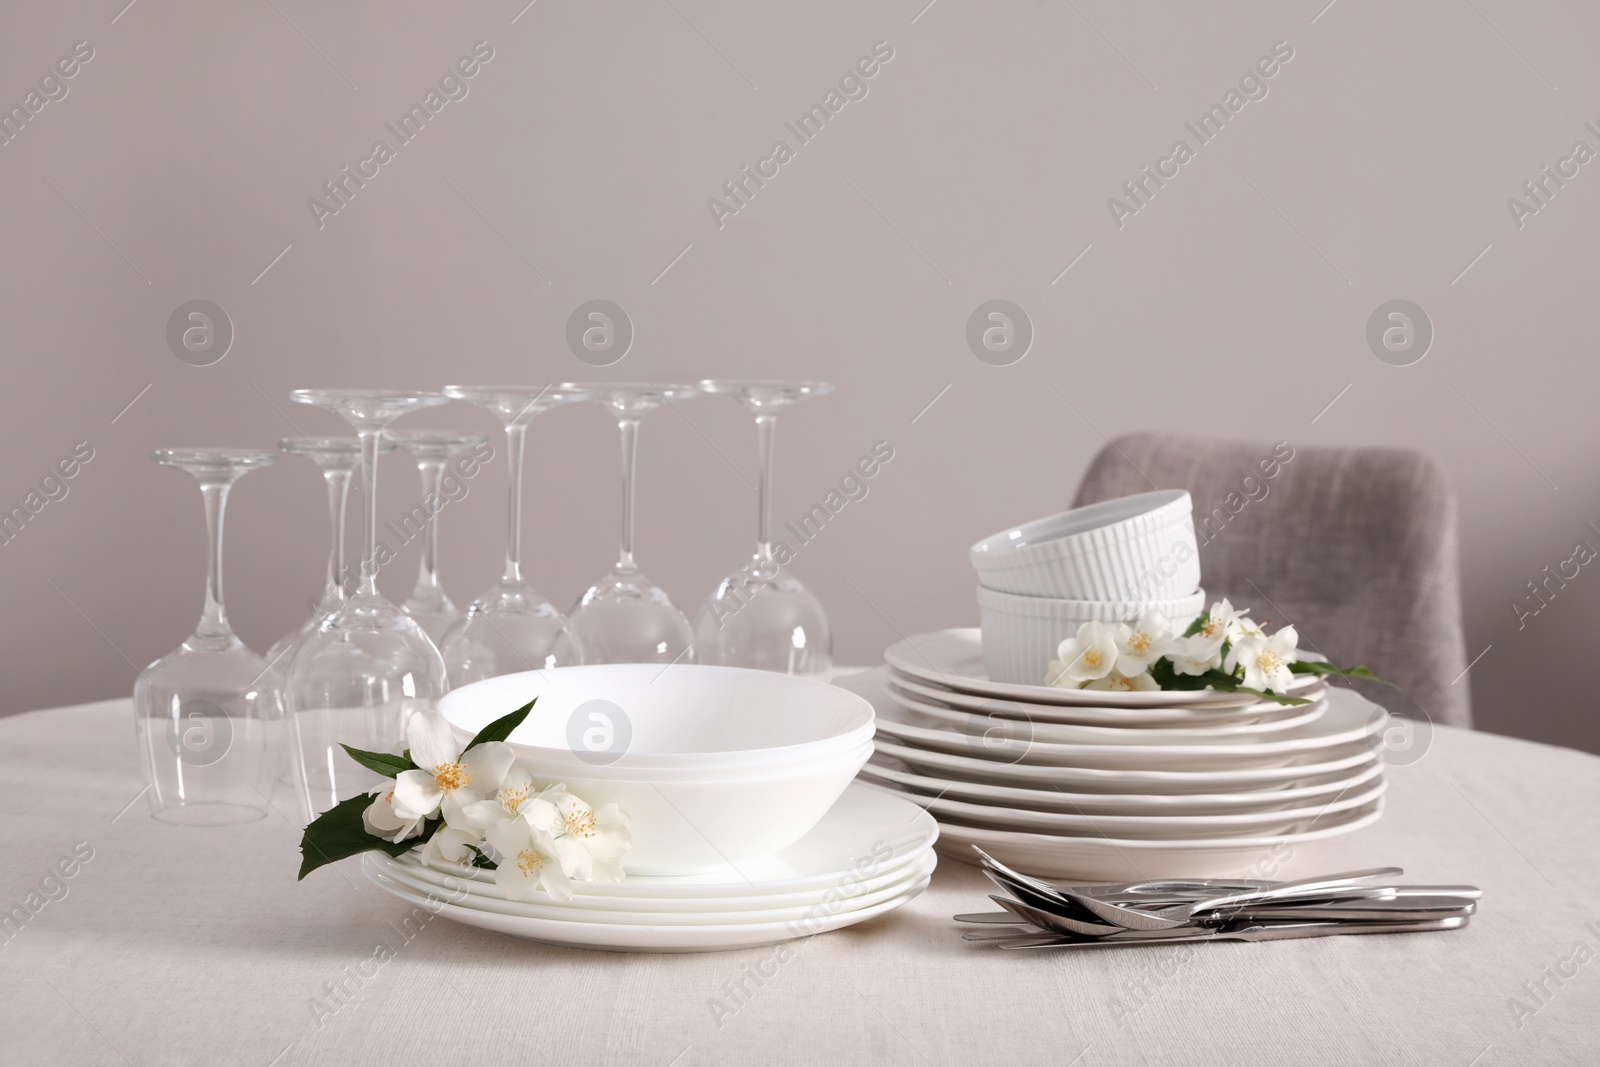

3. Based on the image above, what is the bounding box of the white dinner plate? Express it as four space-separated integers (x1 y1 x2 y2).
885 670 1324 728
389 843 935 914
858 777 1386 836
888 680 1327 742
362 860 932 952
933 801 1385 880
871 688 1381 770
872 736 1379 792
836 667 1326 744
885 629 1324 708
371 850 937 926
857 755 1385 814
399 782 938 899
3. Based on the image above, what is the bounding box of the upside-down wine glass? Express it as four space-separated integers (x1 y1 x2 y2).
261 437 393 689
438 386 592 684
568 384 701 664
285 389 449 820
385 430 488 645
134 448 280 824
694 381 834 676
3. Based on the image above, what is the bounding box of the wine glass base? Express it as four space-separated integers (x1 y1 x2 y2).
150 802 270 826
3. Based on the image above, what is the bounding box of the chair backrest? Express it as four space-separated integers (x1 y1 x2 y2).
1072 434 1471 728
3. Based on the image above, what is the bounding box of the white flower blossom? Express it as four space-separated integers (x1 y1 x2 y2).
545 788 632 883
484 813 588 902
1114 611 1174 676
1085 671 1160 692
391 711 514 827
1045 620 1121 687
1225 624 1301 693
362 788 424 844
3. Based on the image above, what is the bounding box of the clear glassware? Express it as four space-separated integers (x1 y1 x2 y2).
285 389 449 820
261 437 393 689
694 381 835 676
568 383 702 664
134 448 281 825
384 430 488 645
437 386 593 684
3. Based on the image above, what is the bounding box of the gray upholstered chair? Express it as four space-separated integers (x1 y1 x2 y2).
1072 434 1471 728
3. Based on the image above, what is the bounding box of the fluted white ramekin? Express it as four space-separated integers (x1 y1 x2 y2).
970 490 1201 600
978 584 1207 686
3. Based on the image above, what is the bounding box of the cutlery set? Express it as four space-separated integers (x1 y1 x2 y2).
957 848 1480 950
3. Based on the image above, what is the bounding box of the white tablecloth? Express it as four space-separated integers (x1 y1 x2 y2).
4 698 1598 1066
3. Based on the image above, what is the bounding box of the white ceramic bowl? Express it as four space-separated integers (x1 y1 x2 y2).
436 665 877 875
438 664 875 772
978 585 1206 686
970 489 1200 600
511 740 873 874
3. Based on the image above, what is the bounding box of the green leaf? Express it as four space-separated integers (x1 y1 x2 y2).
1290 660 1393 686
462 698 536 753
298 795 420 880
465 843 498 870
339 744 416 778
1181 612 1210 638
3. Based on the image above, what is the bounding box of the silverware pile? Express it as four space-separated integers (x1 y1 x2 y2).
958 848 1480 950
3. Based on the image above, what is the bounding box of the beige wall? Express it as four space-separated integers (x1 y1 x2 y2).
2 0 1597 754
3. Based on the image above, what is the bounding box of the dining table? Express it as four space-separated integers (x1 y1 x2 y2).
4 694 1598 1066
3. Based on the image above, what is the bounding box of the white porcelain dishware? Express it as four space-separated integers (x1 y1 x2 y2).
889 681 1326 742
931 800 1384 881
358 782 938 951
871 736 1379 793
866 689 1377 771
857 757 1385 815
861 777 1387 837
886 629 1324 708
391 843 934 913
978 585 1207 685
400 781 937 899
882 671 1313 727
363 861 931 952
438 664 875 771
835 667 1325 744
374 851 937 926
438 665 880 875
970 489 1200 600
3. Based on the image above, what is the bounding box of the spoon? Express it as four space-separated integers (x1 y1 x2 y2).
1074 867 1406 931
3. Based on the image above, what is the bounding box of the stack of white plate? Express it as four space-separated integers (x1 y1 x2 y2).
361 665 938 952
362 783 938 952
838 629 1388 881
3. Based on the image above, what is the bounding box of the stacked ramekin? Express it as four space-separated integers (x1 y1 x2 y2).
969 490 1204 684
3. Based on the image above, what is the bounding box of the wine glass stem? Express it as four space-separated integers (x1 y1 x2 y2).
196 479 233 639
358 429 381 597
755 413 777 562
416 459 445 594
322 467 351 605
617 416 639 571
502 423 526 585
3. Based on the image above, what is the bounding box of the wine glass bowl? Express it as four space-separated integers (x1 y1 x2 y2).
134 447 280 825
693 380 835 677
568 384 702 665
437 385 593 684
